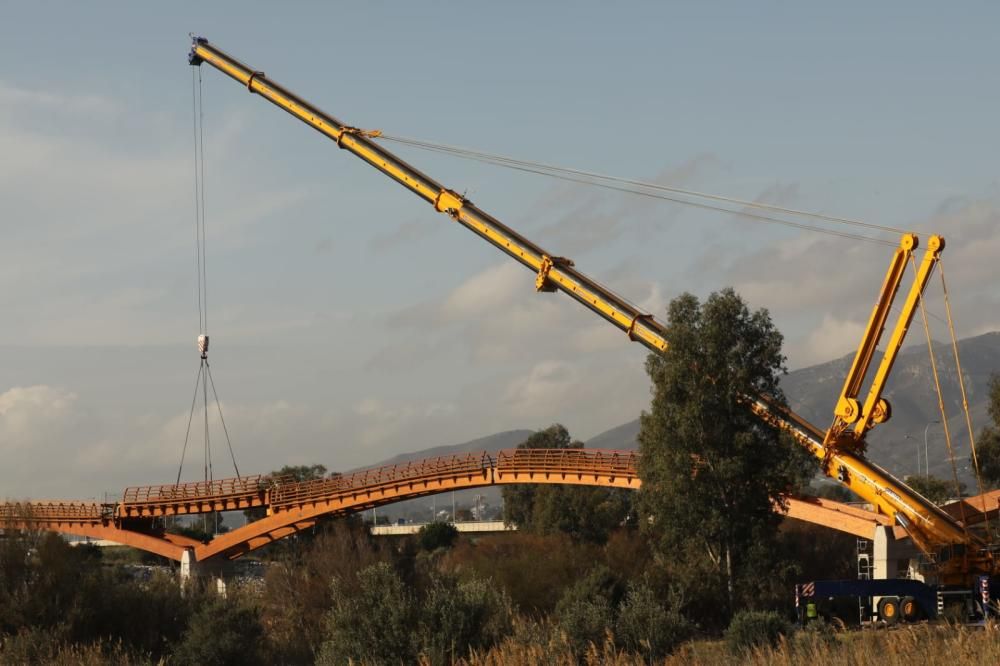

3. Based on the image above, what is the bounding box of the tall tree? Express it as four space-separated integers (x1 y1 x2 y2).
501 425 632 544
973 373 1000 490
904 474 966 505
638 289 811 616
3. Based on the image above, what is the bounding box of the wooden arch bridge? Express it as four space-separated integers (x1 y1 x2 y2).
3 448 996 564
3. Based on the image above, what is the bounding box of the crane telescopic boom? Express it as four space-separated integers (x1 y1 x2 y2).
188 37 990 578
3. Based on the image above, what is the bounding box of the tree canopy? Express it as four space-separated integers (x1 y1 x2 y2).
974 373 1000 490
904 474 966 505
637 289 812 616
501 425 632 544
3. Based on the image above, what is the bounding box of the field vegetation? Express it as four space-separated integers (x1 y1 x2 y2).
4 292 1000 664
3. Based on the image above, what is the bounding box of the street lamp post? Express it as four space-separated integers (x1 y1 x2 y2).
924 420 940 477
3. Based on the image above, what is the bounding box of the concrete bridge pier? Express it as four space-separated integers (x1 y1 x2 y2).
180 548 228 597
873 526 924 582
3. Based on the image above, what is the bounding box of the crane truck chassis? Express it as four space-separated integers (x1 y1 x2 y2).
187 37 1000 623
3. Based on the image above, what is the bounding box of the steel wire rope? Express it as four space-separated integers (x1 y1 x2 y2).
198 66 209 335
192 68 204 333
176 364 204 487
378 134 908 242
177 65 242 494
911 255 969 534
207 361 242 480
938 262 991 540
385 139 897 247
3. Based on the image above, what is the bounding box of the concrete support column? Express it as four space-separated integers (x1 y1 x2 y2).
179 547 227 597
873 526 923 581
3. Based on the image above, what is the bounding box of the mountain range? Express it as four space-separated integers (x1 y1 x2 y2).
366 331 1000 519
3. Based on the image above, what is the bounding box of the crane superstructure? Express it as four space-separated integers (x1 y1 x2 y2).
188 37 994 587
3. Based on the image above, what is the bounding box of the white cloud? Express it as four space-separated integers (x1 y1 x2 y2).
0 385 80 451
350 397 457 448
795 314 866 367
503 360 579 419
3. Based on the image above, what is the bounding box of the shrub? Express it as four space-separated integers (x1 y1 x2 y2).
554 566 622 654
725 609 791 654
416 573 513 665
171 597 265 666
418 521 459 552
615 583 694 659
318 562 418 665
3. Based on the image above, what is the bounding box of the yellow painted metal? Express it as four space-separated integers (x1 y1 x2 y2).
853 236 944 437
189 38 668 354
189 38 990 569
829 234 914 437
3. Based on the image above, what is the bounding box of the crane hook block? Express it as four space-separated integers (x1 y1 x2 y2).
535 255 574 292
198 334 209 357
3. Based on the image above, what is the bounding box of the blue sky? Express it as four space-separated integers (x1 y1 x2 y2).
1 2 998 498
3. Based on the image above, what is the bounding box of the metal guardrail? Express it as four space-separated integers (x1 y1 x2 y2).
0 501 104 523
495 448 637 477
270 452 492 509
121 474 271 505
1 449 639 525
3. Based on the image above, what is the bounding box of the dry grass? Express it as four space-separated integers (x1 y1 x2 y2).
454 623 1000 666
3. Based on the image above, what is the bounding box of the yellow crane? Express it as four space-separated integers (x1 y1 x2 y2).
188 37 993 586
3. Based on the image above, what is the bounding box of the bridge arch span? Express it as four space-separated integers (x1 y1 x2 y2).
3 449 904 562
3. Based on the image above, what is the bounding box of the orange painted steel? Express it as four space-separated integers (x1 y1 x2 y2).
119 474 282 517
494 448 638 488
0 501 107 523
1 448 900 562
783 496 892 540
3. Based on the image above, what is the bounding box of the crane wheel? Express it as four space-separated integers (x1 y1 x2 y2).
900 596 920 623
878 597 900 625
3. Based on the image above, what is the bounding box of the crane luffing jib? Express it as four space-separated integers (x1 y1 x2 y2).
187 38 984 568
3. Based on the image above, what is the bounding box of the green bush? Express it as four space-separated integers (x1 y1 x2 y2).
416 574 512 665
614 583 693 659
725 609 792 654
171 598 265 666
318 562 418 665
553 566 622 654
418 521 459 552
318 562 512 665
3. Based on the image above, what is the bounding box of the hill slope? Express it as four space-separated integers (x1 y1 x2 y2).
361 331 1000 518
585 331 1000 481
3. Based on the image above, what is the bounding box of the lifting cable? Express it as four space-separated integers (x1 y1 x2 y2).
175 67 241 493
939 262 991 540
911 256 968 535
378 133 906 247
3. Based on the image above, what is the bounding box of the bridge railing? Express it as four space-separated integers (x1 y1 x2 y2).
270 452 493 509
0 501 104 524
495 448 638 477
121 474 270 506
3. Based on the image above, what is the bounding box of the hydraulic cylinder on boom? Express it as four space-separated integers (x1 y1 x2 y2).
188 37 995 587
